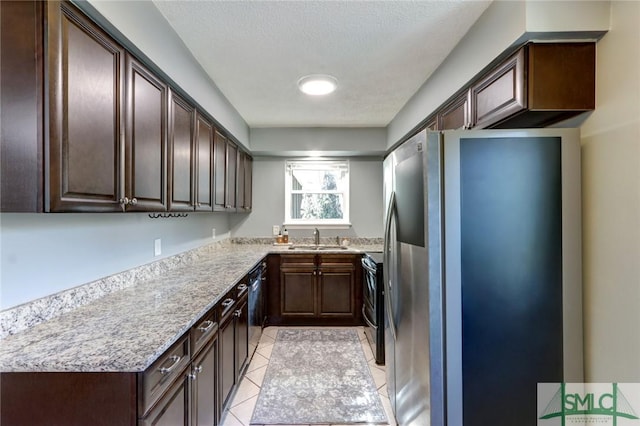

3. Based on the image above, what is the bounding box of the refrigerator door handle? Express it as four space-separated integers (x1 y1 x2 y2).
383 191 398 341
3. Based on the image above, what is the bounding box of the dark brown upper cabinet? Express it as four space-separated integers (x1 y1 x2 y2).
47 1 125 212
226 140 238 212
438 90 471 130
168 90 196 211
236 150 253 212
0 1 44 212
195 113 214 211
124 54 168 212
471 43 596 129
213 130 240 212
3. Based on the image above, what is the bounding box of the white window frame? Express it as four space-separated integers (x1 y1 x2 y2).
284 159 351 229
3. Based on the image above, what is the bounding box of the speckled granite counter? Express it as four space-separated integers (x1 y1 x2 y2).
0 241 381 373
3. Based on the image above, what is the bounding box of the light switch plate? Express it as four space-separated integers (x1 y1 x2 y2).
212 228 216 239
272 225 280 236
154 239 161 256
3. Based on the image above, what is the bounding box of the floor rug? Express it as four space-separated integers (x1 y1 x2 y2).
250 328 387 425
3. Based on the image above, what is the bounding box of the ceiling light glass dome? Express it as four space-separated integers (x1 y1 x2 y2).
297 74 338 96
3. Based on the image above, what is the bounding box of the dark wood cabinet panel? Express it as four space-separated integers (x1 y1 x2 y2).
48 1 125 212
438 90 471 130
271 254 363 325
124 54 168 211
139 374 189 426
226 141 238 211
213 130 227 211
472 42 596 129
244 154 253 211
219 306 236 409
1 372 137 426
281 267 317 317
0 0 44 212
168 91 196 211
195 113 214 211
237 150 246 212
191 338 217 426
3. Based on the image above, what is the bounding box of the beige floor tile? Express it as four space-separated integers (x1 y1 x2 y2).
245 364 268 387
246 352 269 372
379 394 397 426
361 341 375 362
368 364 387 389
219 411 244 426
262 326 279 339
229 395 258 426
378 383 389 398
356 327 367 341
230 377 260 407
256 341 274 359
259 333 276 345
369 359 386 373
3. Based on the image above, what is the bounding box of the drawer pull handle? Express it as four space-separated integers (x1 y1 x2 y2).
198 320 216 333
234 309 242 318
221 298 234 308
159 355 181 375
237 284 248 292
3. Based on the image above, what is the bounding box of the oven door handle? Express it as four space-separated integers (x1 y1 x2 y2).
361 258 378 274
362 305 377 330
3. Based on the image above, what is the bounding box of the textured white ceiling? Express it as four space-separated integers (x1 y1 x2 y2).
153 1 492 128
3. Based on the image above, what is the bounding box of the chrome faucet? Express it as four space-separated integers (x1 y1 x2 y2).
313 228 320 245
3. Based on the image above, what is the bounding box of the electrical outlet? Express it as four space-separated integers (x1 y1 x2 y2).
212 228 216 239
272 225 280 236
154 239 161 256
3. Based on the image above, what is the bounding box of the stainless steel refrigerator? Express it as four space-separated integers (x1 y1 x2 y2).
383 128 583 426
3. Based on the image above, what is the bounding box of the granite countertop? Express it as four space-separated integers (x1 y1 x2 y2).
0 242 381 373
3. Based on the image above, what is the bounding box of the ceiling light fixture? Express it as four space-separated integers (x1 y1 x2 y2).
297 74 338 96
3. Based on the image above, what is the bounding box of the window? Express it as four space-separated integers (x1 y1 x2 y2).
285 160 350 227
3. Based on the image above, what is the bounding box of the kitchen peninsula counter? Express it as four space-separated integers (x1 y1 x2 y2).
0 241 380 373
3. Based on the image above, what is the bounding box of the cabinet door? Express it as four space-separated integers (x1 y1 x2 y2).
226 141 238 211
168 91 195 211
213 130 227 211
470 49 525 129
235 296 249 379
280 267 316 317
237 151 246 211
195 113 213 211
48 1 125 212
139 374 189 426
191 338 217 426
1 0 44 212
318 261 355 318
124 54 167 211
244 154 253 211
218 313 236 410
438 90 471 130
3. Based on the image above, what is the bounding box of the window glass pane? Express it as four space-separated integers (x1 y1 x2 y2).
290 168 347 192
291 193 344 220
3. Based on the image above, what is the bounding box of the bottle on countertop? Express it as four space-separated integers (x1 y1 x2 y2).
276 230 284 244
282 227 289 243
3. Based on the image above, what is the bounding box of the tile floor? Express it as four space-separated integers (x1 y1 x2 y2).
219 326 397 426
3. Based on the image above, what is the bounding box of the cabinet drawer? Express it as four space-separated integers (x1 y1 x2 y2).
280 254 316 267
190 309 218 357
318 254 356 269
138 334 190 416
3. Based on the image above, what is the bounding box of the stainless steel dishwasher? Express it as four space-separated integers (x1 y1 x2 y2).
248 261 266 358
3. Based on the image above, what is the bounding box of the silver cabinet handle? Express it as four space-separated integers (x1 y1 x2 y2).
234 309 242 318
119 197 129 206
237 284 248 292
194 365 203 373
221 298 234 308
318 270 322 276
159 355 181 375
129 197 137 205
197 320 215 333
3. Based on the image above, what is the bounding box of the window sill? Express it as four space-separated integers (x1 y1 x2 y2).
283 223 352 230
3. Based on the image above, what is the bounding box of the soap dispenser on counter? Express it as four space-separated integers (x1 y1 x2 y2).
282 227 289 243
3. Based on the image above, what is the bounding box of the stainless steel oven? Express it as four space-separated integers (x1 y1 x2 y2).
362 252 384 364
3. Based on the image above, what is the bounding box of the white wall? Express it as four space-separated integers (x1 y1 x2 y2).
0 213 231 310
250 127 387 156
579 1 640 382
230 157 383 239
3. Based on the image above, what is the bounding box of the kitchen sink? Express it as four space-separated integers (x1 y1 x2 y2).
288 244 348 250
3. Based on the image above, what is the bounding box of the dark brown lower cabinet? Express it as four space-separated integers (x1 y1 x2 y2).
235 295 249 379
139 374 189 426
219 301 236 411
191 338 218 426
270 254 362 326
